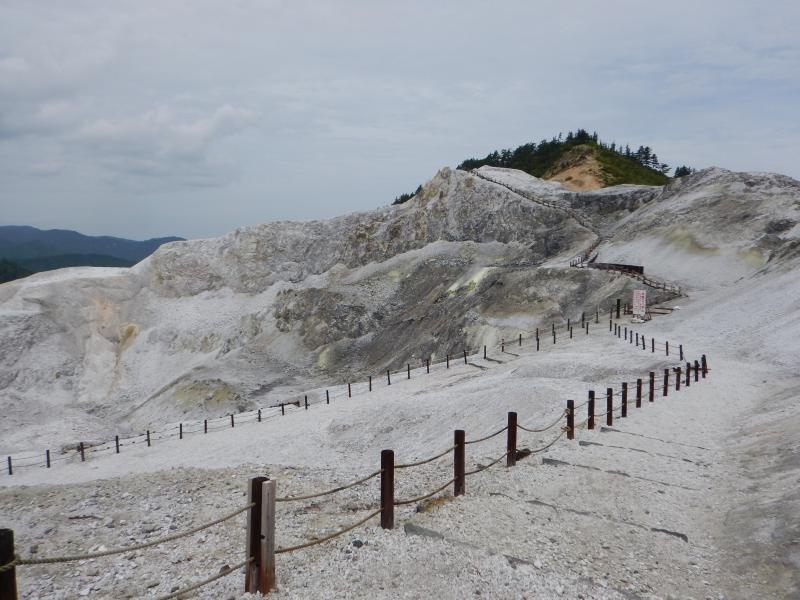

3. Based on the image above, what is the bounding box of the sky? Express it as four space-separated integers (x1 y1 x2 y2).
1 1 798 240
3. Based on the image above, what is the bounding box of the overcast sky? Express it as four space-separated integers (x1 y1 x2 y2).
1 1 798 240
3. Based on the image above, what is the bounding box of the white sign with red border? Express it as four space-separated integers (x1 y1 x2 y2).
632 290 647 317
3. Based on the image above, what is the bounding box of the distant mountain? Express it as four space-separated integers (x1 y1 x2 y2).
0 226 183 284
0 225 183 263
0 259 31 284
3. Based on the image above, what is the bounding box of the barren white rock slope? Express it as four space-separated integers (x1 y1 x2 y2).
1 166 799 599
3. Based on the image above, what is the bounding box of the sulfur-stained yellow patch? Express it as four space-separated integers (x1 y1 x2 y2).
172 380 239 411
664 226 718 254
316 344 333 370
738 247 766 267
446 267 493 296
118 323 139 351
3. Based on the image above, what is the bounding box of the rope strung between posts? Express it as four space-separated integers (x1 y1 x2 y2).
8 503 253 567
155 557 253 600
395 445 457 469
394 478 456 506
517 411 566 433
276 470 382 503
464 450 510 476
530 428 567 452
465 425 508 445
275 508 382 554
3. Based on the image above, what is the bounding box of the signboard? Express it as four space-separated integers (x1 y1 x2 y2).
632 290 647 317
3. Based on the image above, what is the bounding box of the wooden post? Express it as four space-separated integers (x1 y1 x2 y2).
281 403 285 416
651 338 654 353
570 327 573 339
680 344 684 361
426 358 430 374
536 337 540 351
46 449 51 468
0 529 18 600
649 371 655 402
567 318 570 330
369 376 372 391
676 367 681 391
624 326 627 340
666 341 670 356
642 336 646 351
506 412 517 467
179 423 183 439
694 360 700 382
606 389 613 426
387 369 391 385
567 400 574 440
701 355 708 378
304 395 308 410
463 350 467 365
231 414 235 428
553 330 556 344
519 333 522 347
259 479 276 593
636 379 642 408
595 309 599 324
115 436 120 453
484 345 487 360
609 318 612 332
245 476 267 593
616 298 621 319
588 391 595 430
79 442 85 462
204 419 208 434
348 382 352 397
5 457 10 476
686 362 691 387
326 390 330 404
663 369 669 396
147 430 151 446
501 339 504 353
454 430 465 497
580 313 585 327
258 409 262 422
585 322 589 335
635 332 639 346
621 382 628 418
380 450 395 530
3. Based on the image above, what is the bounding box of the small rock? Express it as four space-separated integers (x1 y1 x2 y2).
352 540 363 548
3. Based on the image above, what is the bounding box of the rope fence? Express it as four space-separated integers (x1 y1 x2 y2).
1 340 710 598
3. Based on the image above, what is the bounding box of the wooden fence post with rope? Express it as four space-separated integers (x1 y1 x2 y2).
566 400 575 440
506 412 517 467
0 528 17 600
245 476 267 594
454 430 465 496
380 450 394 530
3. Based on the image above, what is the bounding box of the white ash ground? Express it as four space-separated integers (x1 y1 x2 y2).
3 282 796 599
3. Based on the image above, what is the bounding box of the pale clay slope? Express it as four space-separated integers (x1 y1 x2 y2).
1 166 799 599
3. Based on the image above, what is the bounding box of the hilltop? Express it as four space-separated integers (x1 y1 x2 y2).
457 129 673 191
